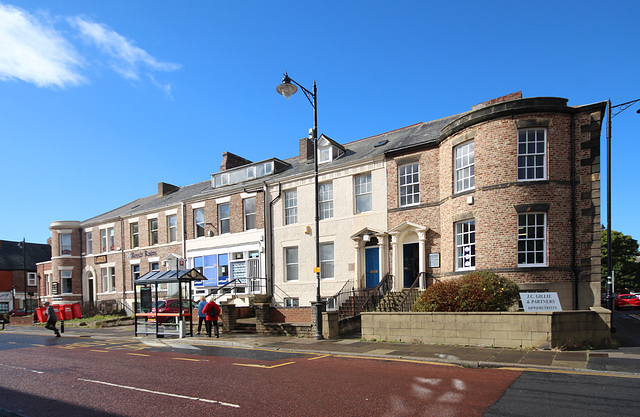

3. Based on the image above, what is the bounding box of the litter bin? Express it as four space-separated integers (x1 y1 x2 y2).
53 306 63 321
71 303 82 319
36 307 47 323
60 305 74 321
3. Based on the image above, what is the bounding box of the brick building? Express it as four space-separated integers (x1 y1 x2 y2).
37 92 605 314
0 239 50 313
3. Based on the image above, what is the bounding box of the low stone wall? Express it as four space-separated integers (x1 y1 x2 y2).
263 322 313 337
361 307 611 349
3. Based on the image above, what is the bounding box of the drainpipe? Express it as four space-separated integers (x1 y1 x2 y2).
570 113 578 310
120 217 126 308
181 202 187 260
266 182 282 298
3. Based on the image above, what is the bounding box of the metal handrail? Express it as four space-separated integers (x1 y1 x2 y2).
209 277 267 301
326 279 355 312
398 272 424 312
361 273 393 312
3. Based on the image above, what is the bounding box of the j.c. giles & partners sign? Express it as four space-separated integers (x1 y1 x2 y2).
126 250 158 260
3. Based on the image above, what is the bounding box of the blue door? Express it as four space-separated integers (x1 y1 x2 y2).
365 247 380 288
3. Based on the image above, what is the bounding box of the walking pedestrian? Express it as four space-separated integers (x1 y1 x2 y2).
202 295 222 338
196 296 207 335
43 301 61 337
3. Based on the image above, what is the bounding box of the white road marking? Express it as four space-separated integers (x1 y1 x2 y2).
78 378 240 408
0 363 44 374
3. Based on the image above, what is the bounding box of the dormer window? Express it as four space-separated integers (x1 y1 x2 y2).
316 135 345 165
211 158 289 188
318 146 332 164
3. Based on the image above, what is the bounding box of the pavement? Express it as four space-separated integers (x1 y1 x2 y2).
3 312 640 376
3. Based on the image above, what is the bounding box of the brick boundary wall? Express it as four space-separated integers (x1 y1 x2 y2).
361 308 611 349
270 307 313 323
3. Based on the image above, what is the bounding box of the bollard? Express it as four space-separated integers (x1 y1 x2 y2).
60 321 64 333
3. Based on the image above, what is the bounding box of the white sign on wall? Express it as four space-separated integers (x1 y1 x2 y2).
520 292 562 312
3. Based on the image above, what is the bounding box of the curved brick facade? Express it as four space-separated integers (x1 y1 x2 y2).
387 97 604 310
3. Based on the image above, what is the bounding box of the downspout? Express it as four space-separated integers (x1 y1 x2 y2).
570 113 578 310
120 217 126 308
79 227 84 307
266 182 282 299
181 202 187 261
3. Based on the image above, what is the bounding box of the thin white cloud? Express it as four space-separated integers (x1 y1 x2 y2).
69 16 180 83
0 4 85 88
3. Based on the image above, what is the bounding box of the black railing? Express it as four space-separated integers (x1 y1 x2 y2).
398 272 424 312
209 277 267 301
361 273 393 312
81 299 120 317
326 279 355 312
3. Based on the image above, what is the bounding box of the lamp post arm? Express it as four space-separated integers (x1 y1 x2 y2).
284 75 316 109
611 98 640 117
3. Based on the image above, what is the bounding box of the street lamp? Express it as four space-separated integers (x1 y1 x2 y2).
605 98 640 327
17 238 27 313
277 72 323 340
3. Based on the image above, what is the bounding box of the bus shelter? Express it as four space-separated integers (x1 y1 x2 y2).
134 268 204 338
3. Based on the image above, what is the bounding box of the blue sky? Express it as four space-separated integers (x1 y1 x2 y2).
1 1 639 245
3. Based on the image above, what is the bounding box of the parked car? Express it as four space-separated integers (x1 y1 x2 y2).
614 294 640 309
9 308 36 316
148 299 198 323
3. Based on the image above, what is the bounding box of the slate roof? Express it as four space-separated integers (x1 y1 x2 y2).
80 112 465 226
0 240 51 271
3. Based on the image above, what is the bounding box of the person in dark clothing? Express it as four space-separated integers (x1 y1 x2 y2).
202 295 222 338
43 301 61 337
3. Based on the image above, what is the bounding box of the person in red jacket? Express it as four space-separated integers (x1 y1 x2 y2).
202 295 222 338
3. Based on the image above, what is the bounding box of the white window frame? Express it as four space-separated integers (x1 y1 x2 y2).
284 298 299 308
244 197 257 231
455 220 476 271
354 173 372 213
284 247 299 282
218 203 230 235
518 213 547 267
399 162 420 207
61 270 72 294
45 273 52 296
132 264 140 280
194 208 205 238
85 232 92 255
318 182 333 220
101 227 115 253
131 222 139 248
27 272 37 286
284 190 298 225
454 141 475 193
149 218 158 246
167 215 177 242
60 233 72 256
318 146 332 164
320 242 335 280
101 266 116 293
517 128 547 181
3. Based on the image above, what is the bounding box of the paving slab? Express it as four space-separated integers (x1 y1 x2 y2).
520 350 555 366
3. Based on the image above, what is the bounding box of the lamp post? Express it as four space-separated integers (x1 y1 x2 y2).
17 238 27 313
277 72 323 339
605 98 640 326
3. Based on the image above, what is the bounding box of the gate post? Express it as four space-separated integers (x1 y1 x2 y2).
220 303 236 333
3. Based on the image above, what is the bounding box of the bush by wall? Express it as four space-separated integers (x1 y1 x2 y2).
413 271 519 312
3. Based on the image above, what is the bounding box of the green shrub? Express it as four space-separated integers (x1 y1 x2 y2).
413 271 519 312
